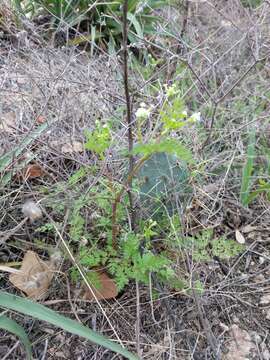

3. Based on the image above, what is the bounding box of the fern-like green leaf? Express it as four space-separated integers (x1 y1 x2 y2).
132 139 193 162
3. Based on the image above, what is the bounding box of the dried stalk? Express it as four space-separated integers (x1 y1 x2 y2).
111 0 137 246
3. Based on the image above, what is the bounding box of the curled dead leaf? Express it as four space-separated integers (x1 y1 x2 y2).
235 229 245 244
21 163 45 179
36 115 46 124
83 270 118 301
0 111 16 134
9 251 55 300
260 293 270 305
50 139 84 154
225 324 255 360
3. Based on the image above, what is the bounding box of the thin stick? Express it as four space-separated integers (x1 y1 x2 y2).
0 217 28 244
122 0 136 231
111 1 141 246
192 274 220 359
135 280 141 358
112 155 150 245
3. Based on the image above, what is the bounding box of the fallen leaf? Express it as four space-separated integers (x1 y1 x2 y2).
36 115 46 124
0 111 16 133
9 251 54 300
225 324 255 360
241 224 257 233
50 139 84 154
265 309 270 321
62 141 84 153
253 273 265 283
221 20 232 27
21 163 45 179
235 229 245 244
260 293 270 305
83 270 118 301
262 348 270 360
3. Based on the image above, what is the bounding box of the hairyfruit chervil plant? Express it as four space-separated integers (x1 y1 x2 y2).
65 82 199 290
39 165 185 292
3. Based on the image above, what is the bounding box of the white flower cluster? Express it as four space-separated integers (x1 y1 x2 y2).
135 103 151 120
189 112 201 122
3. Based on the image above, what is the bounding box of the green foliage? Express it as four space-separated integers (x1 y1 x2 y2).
68 166 88 186
45 175 166 291
114 232 175 288
192 280 204 296
161 97 187 131
73 231 178 291
247 179 270 203
35 222 55 233
132 139 193 161
131 80 196 217
70 267 102 290
240 0 263 8
69 211 85 242
0 292 138 360
212 237 244 260
84 122 112 160
43 77 198 293
182 229 244 262
239 135 270 205
240 130 256 206
12 0 168 49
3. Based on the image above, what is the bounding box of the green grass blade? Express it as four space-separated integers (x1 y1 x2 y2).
127 12 144 39
0 122 48 182
0 292 138 360
240 130 256 206
11 0 24 13
0 314 32 360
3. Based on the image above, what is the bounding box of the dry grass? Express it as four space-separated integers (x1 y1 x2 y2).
1 0 270 359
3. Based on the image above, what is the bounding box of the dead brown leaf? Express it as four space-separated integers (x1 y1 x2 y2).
36 115 46 124
21 163 45 179
83 270 118 301
0 111 16 133
50 139 84 154
260 293 270 305
9 251 54 300
224 324 255 360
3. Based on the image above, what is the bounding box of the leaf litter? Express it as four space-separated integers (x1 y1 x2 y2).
9 251 58 300
82 269 118 301
225 324 256 360
0 111 16 134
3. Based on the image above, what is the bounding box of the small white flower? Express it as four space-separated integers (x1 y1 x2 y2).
135 107 151 120
182 110 188 117
189 112 201 122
